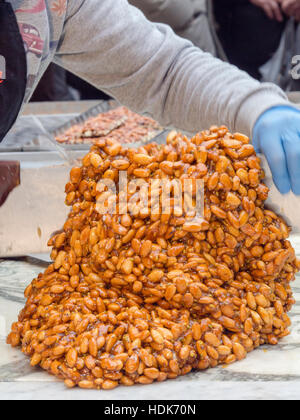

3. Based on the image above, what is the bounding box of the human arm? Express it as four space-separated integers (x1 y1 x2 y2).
54 0 288 137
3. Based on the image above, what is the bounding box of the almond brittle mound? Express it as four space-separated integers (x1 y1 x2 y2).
8 127 299 390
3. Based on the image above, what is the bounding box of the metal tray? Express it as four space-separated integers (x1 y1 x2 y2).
53 100 114 142
53 100 167 150
0 100 167 153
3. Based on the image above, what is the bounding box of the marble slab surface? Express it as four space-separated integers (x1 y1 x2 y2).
1 238 300 400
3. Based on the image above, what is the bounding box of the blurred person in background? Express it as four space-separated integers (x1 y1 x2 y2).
214 0 287 80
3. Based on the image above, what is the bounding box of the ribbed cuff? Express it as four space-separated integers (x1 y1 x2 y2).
234 86 292 138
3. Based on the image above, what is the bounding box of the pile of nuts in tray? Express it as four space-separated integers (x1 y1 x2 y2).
55 106 162 145
7 127 299 390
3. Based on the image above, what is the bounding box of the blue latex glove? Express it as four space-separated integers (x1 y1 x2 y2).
253 105 300 195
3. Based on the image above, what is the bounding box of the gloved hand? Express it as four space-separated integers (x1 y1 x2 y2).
253 105 300 195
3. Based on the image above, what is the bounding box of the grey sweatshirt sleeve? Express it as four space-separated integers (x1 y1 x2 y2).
54 0 289 137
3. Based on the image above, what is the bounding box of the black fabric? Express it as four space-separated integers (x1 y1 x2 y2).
214 0 286 80
0 0 27 142
31 64 75 102
67 71 110 101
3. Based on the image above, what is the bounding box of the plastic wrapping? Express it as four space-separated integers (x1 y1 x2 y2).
0 114 78 152
262 155 300 232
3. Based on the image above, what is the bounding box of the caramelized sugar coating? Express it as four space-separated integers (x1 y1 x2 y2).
8 127 299 390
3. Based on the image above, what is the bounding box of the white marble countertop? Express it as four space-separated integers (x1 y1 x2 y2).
1 237 300 400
